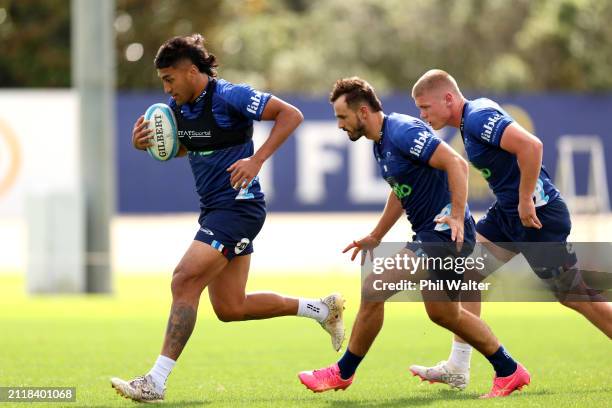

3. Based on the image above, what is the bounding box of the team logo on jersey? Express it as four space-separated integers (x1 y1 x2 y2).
199 227 214 235
386 177 412 199
235 238 250 254
179 130 212 139
480 113 503 142
479 167 492 179
409 131 430 158
191 150 215 157
246 92 263 115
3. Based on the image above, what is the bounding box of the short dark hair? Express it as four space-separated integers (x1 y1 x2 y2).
329 77 383 112
154 34 218 77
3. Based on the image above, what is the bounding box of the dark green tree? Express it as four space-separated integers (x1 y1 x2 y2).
1 0 612 92
0 0 71 87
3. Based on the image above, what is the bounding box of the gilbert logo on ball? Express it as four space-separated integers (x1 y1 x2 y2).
144 103 179 161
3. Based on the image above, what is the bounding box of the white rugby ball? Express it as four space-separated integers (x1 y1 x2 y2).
144 103 179 161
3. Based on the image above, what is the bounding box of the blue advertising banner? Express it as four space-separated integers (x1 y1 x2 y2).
117 93 612 213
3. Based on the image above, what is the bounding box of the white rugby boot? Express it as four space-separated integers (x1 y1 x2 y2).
319 293 346 351
409 360 470 390
111 374 165 403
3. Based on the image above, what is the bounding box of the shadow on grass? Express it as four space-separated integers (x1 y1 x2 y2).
87 401 209 408
324 385 612 407
163 400 211 407
224 390 480 407
325 391 479 408
87 386 609 407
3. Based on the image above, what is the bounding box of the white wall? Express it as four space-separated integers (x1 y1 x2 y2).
2 212 612 275
0 91 80 217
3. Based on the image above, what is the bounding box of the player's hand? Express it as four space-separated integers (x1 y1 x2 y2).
518 198 542 229
435 215 464 252
227 156 264 190
132 115 153 151
343 234 381 265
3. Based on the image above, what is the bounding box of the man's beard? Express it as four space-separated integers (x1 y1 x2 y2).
348 118 366 141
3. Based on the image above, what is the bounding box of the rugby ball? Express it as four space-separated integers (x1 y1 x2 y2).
144 103 179 161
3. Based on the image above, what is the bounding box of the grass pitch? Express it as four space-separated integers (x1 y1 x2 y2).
0 272 610 407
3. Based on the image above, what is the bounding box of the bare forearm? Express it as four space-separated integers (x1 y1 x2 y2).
498 123 544 202
516 143 542 200
371 192 404 240
447 157 468 219
253 108 303 163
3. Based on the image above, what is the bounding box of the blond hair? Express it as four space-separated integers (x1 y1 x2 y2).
412 69 462 98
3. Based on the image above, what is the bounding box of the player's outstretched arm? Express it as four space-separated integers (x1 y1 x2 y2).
343 191 403 263
227 96 303 189
499 123 543 229
428 141 468 246
370 190 404 243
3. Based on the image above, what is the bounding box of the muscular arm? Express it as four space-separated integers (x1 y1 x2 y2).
427 141 468 244
499 122 543 228
343 190 403 262
255 96 304 163
370 190 404 241
227 96 303 188
499 122 543 204
428 141 469 221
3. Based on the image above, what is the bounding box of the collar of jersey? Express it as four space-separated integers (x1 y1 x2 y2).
459 101 468 138
378 114 388 144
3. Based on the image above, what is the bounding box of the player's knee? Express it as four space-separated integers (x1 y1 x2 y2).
170 266 201 300
359 301 384 315
427 307 459 329
170 278 188 300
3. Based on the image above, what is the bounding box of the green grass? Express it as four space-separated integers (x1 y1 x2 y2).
0 273 610 407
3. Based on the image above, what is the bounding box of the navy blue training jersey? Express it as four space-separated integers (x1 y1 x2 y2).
461 98 559 215
168 78 271 209
374 113 470 233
